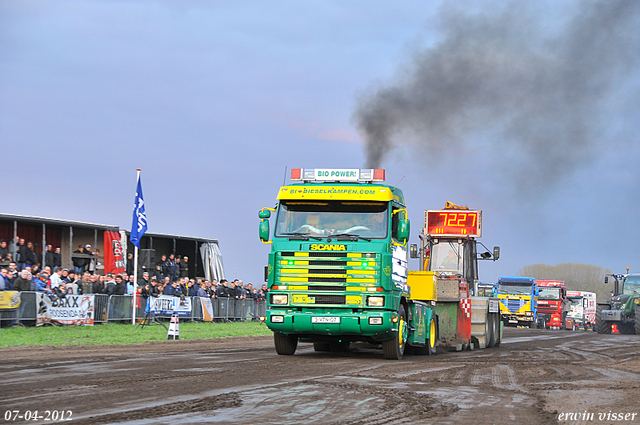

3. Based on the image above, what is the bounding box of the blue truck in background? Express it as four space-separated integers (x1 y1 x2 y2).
497 276 538 328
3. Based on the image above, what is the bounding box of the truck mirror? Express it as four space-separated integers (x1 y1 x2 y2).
493 246 500 261
409 244 418 258
259 219 270 242
258 210 271 219
604 276 608 284
396 219 410 244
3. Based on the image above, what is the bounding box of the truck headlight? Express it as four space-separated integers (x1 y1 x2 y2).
271 315 284 323
367 296 384 307
271 294 288 305
369 317 383 325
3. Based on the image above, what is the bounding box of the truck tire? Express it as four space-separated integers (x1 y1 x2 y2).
382 304 407 360
313 342 331 352
595 305 612 334
488 314 498 348
412 317 438 355
635 308 640 335
427 317 437 355
274 332 298 355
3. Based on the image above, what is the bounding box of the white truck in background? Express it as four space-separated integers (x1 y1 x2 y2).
566 291 596 331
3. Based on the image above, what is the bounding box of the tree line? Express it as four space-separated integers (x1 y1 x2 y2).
517 263 614 303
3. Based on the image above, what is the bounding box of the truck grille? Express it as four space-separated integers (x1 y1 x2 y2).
537 305 558 314
504 299 524 313
274 251 379 307
314 295 346 305
308 285 344 291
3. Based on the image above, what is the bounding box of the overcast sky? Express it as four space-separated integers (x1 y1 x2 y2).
2 1 639 285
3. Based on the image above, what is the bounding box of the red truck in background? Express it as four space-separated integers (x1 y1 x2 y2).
536 280 568 329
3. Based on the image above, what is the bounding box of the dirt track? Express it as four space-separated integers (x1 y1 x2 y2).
2 327 640 424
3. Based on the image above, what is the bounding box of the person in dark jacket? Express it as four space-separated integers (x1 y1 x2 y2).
179 256 189 278
166 254 177 283
53 281 68 298
13 270 32 292
114 275 127 295
104 276 117 296
126 253 134 275
0 240 11 262
44 245 55 269
152 264 163 282
23 241 38 269
93 274 105 294
163 282 174 296
16 238 26 269
149 278 161 297
217 279 230 297
72 245 88 273
52 246 62 270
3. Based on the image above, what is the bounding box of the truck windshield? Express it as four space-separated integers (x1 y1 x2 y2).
430 241 463 272
623 275 640 295
274 201 388 239
538 288 561 300
498 283 532 295
566 297 583 315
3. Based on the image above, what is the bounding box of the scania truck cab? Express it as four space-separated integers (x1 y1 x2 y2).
259 168 431 359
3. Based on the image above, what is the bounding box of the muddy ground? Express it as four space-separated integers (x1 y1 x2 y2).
2 327 639 425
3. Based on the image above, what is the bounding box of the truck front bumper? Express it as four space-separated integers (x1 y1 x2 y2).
266 309 397 341
502 314 534 323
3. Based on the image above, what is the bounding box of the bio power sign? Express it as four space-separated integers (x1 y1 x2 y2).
315 169 359 181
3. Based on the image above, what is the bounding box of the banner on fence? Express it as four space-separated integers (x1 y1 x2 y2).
0 291 21 309
148 295 192 316
200 297 213 322
36 294 95 326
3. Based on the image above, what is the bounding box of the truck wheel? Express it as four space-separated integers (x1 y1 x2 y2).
412 317 438 355
488 314 498 348
382 304 407 360
595 305 612 334
635 308 640 335
427 316 437 355
274 332 298 355
313 342 331 352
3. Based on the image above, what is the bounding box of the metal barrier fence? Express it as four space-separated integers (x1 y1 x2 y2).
0 292 267 326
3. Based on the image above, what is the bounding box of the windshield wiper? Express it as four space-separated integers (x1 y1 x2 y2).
280 232 322 241
328 233 372 242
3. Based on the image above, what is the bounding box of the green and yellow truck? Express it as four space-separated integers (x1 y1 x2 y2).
259 168 501 359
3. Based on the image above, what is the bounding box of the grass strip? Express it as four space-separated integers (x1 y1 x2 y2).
0 321 272 347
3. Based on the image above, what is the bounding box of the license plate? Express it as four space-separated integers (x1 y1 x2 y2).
509 320 518 324
311 317 340 324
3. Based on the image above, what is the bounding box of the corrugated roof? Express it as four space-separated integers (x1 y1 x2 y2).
127 230 219 244
0 213 119 230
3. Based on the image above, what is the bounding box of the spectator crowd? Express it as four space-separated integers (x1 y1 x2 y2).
0 237 267 305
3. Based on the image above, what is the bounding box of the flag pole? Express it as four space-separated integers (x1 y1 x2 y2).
132 246 139 325
132 169 141 325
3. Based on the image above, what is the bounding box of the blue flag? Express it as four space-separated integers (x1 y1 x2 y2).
130 174 148 248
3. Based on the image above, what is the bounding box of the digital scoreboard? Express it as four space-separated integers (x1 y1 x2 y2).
425 209 481 237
